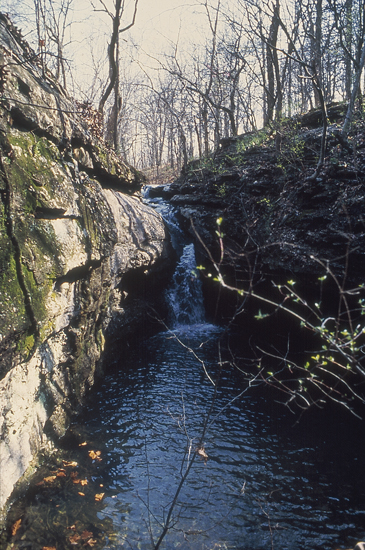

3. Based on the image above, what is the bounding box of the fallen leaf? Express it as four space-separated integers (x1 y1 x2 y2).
73 479 80 484
69 533 81 545
63 460 78 467
56 469 67 477
197 447 208 460
79 442 87 447
80 479 88 486
78 492 85 496
81 530 93 540
85 539 97 547
88 450 102 461
67 525 76 530
94 493 105 502
70 472 79 479
44 476 57 483
11 518 22 536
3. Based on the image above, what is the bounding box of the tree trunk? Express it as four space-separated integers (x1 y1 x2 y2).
97 0 139 133
345 0 353 100
265 44 276 124
98 0 122 116
312 0 323 108
342 41 365 136
202 103 209 156
264 0 280 125
112 40 120 151
195 118 202 159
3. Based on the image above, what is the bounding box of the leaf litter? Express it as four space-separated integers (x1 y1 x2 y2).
3 432 114 550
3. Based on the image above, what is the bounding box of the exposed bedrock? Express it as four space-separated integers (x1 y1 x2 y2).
0 14 173 519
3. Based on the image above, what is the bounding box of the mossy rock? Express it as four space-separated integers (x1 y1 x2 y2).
0 130 85 343
0 233 29 338
90 143 144 191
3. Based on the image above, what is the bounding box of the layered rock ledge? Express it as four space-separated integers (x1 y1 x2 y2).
0 14 172 518
152 110 365 286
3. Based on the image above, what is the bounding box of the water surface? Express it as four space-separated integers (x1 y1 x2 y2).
4 323 365 550
67 327 365 549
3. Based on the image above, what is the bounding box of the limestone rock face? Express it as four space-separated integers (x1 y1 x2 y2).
0 15 172 517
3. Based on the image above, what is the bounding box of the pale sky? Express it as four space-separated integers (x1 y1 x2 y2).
2 0 219 99
66 0 209 97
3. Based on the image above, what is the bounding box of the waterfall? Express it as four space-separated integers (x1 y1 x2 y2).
143 186 206 328
166 242 205 327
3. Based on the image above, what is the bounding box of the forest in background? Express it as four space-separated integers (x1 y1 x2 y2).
2 8 365 546
2 1 365 417
3 0 365 177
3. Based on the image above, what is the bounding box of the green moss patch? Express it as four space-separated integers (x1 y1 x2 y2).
1 132 75 337
0 198 29 338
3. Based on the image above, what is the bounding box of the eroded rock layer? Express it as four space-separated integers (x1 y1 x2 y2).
0 14 172 517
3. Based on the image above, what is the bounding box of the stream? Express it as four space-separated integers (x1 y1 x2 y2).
3 190 365 550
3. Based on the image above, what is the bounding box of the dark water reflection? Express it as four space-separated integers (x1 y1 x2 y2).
4 324 365 550
73 325 365 549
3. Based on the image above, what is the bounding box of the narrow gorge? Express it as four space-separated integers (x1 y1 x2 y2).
1 11 365 550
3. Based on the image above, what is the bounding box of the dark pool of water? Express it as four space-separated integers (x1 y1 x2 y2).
4 324 365 550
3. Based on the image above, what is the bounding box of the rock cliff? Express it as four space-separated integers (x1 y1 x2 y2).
0 14 172 519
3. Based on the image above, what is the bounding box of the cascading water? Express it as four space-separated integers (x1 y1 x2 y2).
143 187 207 328
141 188 184 254
165 243 205 327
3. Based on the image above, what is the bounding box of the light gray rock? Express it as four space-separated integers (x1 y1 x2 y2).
0 14 173 520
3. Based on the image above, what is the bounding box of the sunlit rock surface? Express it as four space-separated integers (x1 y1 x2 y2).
0 14 172 518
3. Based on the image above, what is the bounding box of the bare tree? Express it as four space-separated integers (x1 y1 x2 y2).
32 0 74 89
46 0 74 89
161 0 246 151
342 41 365 135
327 0 365 135
235 0 299 127
265 0 282 125
93 0 139 150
